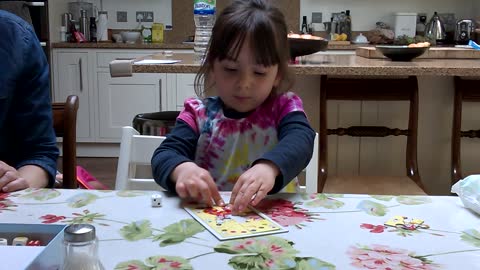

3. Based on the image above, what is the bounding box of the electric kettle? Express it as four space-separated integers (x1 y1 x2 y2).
425 12 446 43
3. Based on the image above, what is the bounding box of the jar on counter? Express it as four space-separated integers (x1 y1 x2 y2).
152 23 164 43
142 25 152 43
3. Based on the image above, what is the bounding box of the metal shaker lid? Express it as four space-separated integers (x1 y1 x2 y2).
64 224 96 242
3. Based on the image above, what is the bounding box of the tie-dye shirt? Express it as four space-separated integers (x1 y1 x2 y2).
178 92 305 190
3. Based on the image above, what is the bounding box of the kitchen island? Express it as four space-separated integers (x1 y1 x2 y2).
113 51 480 196
127 52 480 76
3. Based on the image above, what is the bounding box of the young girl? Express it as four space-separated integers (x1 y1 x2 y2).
152 0 315 213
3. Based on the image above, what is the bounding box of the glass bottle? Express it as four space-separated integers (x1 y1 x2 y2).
63 224 104 270
301 15 308 34
89 17 97 42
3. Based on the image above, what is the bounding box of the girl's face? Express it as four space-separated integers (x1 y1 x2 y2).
211 38 281 113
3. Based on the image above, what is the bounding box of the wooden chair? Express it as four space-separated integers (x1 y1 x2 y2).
52 95 79 189
298 133 319 194
115 126 166 191
319 75 427 195
451 76 480 185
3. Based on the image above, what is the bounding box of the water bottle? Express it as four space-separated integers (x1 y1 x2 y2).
193 0 216 62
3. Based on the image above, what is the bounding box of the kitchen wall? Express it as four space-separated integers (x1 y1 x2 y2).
50 0 480 43
301 0 478 32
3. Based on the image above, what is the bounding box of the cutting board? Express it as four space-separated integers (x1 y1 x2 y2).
328 41 351 46
356 46 480 59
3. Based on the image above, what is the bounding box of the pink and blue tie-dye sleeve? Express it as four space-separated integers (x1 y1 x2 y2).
276 92 306 122
177 98 203 134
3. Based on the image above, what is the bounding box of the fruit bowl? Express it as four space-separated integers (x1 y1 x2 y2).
376 45 429 61
288 37 329 59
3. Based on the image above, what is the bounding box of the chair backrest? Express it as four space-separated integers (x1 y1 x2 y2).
115 126 165 191
319 75 425 192
52 95 79 189
451 76 480 185
298 133 319 193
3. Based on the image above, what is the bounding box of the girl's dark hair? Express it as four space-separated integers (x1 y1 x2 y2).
194 0 294 97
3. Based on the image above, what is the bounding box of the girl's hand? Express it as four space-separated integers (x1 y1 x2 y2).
171 162 224 207
0 161 28 192
229 161 278 214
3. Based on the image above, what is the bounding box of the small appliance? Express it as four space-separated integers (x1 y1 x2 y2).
425 12 446 43
455 19 475 45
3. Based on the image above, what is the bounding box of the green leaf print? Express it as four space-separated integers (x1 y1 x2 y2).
145 255 193 270
67 210 106 224
120 220 153 241
295 257 336 270
305 194 345 209
67 193 99 208
20 189 61 201
116 190 147 197
356 200 388 216
322 194 344 198
396 196 432 205
114 260 150 270
152 219 204 246
228 254 296 270
461 229 480 247
115 256 193 270
370 195 394 201
215 236 299 269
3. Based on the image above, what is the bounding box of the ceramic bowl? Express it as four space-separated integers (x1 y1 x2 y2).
288 37 329 59
120 31 141 44
376 45 429 61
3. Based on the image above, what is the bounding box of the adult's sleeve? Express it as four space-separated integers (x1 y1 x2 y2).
14 22 58 187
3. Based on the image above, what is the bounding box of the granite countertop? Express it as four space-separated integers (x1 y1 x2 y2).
52 42 194 49
52 42 363 50
126 53 480 77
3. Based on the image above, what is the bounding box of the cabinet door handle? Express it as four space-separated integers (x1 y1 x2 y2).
79 58 83 92
159 78 162 111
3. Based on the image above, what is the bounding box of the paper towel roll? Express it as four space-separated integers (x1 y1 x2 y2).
109 59 133 77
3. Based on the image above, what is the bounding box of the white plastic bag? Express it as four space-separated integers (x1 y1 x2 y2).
451 174 480 215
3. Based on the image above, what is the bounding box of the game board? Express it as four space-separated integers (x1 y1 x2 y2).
184 203 288 241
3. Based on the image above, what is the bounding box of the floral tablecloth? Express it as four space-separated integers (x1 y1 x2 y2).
1 189 480 269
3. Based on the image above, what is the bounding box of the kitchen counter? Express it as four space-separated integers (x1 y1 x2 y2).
52 42 364 50
52 42 194 49
125 52 480 77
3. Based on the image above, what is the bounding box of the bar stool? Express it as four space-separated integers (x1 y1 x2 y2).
319 75 427 195
451 76 480 185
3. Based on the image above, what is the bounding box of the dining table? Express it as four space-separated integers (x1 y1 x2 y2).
1 188 480 269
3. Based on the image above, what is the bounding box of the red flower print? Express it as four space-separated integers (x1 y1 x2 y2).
40 214 66 224
360 223 386 233
0 193 9 200
348 244 438 270
254 199 315 227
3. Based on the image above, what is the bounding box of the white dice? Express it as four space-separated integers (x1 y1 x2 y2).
151 194 162 207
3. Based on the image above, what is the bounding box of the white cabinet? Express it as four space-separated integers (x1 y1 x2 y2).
52 51 93 141
51 48 197 155
97 72 166 141
166 73 197 111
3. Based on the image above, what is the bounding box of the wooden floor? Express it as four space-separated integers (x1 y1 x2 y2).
58 157 118 189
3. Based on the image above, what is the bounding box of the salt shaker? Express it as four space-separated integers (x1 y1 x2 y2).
63 224 104 270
